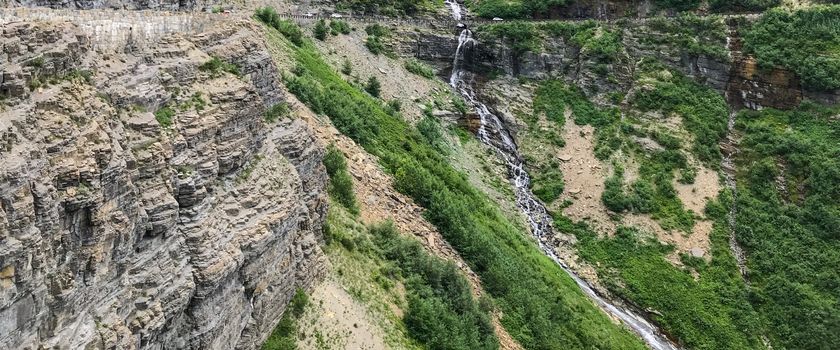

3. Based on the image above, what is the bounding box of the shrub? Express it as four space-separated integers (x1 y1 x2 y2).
365 35 386 55
199 56 241 77
329 20 351 35
364 24 390 37
341 59 353 75
404 59 435 79
481 22 541 55
264 103 290 123
255 7 304 46
313 19 328 41
262 288 309 350
369 222 498 350
365 76 381 97
154 107 175 128
323 145 359 215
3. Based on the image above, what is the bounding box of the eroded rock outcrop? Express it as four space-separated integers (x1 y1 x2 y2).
0 18 326 350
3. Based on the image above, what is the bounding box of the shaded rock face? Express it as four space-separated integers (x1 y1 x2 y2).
0 19 327 350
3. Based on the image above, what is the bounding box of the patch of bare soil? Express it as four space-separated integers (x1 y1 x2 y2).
288 95 522 350
298 278 388 350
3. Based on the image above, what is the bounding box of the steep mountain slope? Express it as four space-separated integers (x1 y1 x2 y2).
1 2 838 350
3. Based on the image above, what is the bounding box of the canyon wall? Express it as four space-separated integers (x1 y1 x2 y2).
0 15 327 349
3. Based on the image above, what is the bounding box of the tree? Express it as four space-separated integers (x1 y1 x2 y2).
365 76 381 97
341 59 352 75
313 19 328 41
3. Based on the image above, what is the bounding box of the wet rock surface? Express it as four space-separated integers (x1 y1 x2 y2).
0 19 326 350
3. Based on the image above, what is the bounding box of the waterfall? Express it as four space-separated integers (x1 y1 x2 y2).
445 5 680 350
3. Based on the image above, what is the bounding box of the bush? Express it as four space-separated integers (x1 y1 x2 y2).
154 107 175 128
365 35 386 55
323 145 359 215
199 56 241 77
404 59 435 79
255 7 304 46
365 76 381 97
313 19 328 41
364 24 390 37
341 59 353 75
264 103 290 123
329 20 351 35
369 222 498 350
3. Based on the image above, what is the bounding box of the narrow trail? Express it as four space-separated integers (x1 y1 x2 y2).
444 2 680 349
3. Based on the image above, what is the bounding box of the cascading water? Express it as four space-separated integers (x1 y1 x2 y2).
445 5 680 350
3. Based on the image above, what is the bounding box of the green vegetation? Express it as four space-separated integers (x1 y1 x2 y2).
264 103 290 123
24 56 45 68
313 19 328 41
262 289 309 350
404 59 436 79
481 22 542 55
341 59 353 75
369 222 498 350
365 35 387 55
652 0 700 11
365 24 390 37
323 145 359 215
473 0 567 19
365 76 382 97
154 106 175 128
709 0 780 12
562 217 762 350
744 5 840 90
178 92 206 112
528 77 761 349
632 61 729 165
264 17 646 349
530 160 564 203
199 56 241 77
255 7 304 46
333 0 438 16
320 144 497 349
644 14 729 60
329 20 351 35
732 102 840 349
480 21 620 63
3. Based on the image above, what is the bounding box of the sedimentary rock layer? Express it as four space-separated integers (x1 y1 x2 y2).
0 18 327 349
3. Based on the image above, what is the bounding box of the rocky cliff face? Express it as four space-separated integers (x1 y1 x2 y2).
0 0 213 10
0 18 327 349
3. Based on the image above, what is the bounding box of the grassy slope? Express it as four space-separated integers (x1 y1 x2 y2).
732 102 840 349
260 18 647 350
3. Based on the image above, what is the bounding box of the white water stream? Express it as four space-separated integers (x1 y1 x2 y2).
444 5 680 350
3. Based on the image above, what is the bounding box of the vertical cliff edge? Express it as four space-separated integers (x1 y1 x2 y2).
0 14 328 349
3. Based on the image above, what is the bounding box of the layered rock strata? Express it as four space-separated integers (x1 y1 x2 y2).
0 17 327 349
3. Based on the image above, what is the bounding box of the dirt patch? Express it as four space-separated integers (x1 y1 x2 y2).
298 278 388 350
674 166 720 215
